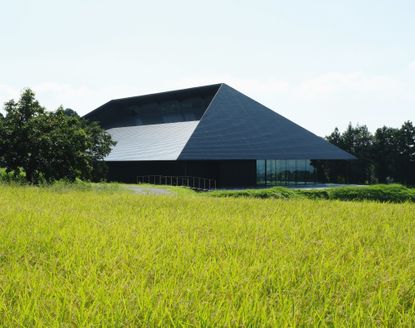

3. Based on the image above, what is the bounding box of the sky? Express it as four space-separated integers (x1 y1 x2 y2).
0 0 414 136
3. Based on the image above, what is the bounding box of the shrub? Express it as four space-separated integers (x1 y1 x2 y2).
211 184 415 203
0 167 26 184
326 184 415 203
210 187 303 199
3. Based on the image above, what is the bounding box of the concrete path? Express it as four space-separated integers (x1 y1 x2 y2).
125 185 173 195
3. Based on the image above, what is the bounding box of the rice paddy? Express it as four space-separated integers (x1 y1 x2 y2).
1 184 414 326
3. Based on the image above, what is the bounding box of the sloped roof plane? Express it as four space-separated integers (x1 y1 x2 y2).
179 84 355 160
85 83 355 161
105 121 199 161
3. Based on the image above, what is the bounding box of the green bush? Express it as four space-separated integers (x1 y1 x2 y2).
0 168 26 184
210 186 303 199
298 189 330 200
327 184 415 203
211 184 415 203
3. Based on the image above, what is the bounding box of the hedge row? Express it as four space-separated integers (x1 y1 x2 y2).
210 184 415 203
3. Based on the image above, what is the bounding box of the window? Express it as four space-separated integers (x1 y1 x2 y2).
256 160 265 185
256 160 316 186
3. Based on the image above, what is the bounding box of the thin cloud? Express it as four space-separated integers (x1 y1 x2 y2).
0 84 19 102
297 72 403 100
0 84 20 114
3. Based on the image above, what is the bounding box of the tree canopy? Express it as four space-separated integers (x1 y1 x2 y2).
0 89 115 184
317 121 415 185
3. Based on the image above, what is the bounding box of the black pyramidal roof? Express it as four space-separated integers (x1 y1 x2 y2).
85 83 355 161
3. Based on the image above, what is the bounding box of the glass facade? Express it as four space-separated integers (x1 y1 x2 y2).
256 160 316 186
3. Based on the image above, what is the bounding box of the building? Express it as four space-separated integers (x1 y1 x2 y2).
84 83 355 187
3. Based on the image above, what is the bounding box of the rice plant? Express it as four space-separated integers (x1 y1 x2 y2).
0 184 414 326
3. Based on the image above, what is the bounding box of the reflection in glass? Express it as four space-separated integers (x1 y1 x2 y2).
256 159 316 186
256 160 265 185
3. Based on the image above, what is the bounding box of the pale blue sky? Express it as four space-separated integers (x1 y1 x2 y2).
1 0 414 135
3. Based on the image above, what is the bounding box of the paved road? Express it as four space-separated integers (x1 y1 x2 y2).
125 185 173 195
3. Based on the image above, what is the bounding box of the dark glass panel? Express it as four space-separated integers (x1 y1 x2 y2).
258 159 317 186
286 160 296 185
276 160 287 185
256 160 265 185
266 160 276 185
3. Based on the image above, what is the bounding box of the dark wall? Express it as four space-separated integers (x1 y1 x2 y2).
217 160 256 187
106 160 256 187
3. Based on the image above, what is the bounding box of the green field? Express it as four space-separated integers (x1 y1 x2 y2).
1 184 415 326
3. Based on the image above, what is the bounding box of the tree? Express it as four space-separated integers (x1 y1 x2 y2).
324 123 375 184
62 108 79 117
318 122 415 186
0 89 115 184
0 111 4 167
396 121 415 185
372 126 400 183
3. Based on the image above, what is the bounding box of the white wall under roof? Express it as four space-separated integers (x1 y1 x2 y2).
105 121 199 161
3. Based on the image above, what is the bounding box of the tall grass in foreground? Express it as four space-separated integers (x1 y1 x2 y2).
0 185 415 326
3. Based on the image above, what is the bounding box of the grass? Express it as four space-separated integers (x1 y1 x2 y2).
210 184 415 203
1 184 415 326
133 183 198 196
